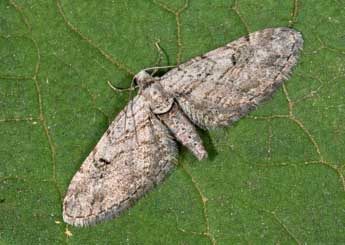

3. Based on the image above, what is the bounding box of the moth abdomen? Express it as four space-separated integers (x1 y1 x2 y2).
158 103 207 160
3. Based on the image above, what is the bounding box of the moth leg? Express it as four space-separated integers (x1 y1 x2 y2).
158 103 208 160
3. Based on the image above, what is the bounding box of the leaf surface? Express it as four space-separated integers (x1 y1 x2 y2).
1 0 345 244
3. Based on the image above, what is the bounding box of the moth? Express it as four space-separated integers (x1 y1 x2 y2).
63 27 303 226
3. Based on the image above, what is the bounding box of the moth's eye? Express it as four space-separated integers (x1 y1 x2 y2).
133 77 138 86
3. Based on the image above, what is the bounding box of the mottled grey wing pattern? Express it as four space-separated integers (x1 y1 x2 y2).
63 27 304 227
63 95 177 227
159 27 303 128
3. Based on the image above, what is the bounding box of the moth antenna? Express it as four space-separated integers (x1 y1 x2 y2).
123 77 137 132
144 65 176 74
148 39 176 76
107 80 138 93
152 40 164 76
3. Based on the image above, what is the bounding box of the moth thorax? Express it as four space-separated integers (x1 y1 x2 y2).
134 70 154 88
145 83 174 114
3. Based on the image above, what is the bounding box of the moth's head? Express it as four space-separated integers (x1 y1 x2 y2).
134 70 155 88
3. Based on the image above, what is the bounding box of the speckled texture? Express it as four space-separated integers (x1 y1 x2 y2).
63 27 303 226
160 27 303 128
63 95 178 226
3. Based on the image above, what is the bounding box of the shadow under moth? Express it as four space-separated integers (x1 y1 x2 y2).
63 27 303 226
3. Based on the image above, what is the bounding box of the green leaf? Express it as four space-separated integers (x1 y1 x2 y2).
1 0 345 243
